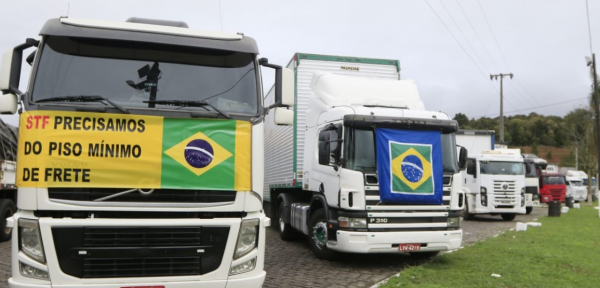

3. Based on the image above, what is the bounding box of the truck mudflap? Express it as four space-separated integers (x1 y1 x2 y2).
325 230 462 254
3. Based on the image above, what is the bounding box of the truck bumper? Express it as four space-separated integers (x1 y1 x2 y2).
326 229 462 254
9 272 266 288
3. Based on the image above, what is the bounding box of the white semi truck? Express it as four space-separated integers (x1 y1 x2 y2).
264 53 466 260
0 17 294 288
456 130 526 221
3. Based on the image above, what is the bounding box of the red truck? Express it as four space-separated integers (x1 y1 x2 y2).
539 173 566 203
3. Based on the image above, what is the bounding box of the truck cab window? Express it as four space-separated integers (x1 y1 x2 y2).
318 125 342 166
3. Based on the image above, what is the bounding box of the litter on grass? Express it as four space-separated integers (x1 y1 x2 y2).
516 222 542 231
573 203 580 209
491 273 501 278
561 207 569 213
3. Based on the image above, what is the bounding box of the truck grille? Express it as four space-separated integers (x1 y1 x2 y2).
550 189 564 199
363 175 454 231
49 188 236 203
493 181 516 193
52 226 229 278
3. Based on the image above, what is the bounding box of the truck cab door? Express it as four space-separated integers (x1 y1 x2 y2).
312 124 342 205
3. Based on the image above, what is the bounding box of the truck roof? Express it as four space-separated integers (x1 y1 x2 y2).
310 72 425 110
39 18 259 53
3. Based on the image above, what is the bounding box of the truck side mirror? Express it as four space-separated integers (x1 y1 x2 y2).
466 160 476 178
274 107 293 126
458 147 468 170
260 58 294 109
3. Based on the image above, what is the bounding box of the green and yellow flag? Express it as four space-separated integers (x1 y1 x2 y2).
16 111 251 191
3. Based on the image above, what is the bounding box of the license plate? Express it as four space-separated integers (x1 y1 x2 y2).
398 243 421 251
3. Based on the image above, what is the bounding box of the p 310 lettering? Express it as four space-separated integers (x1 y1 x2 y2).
369 218 388 223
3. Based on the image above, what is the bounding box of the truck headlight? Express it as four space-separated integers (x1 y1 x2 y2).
19 218 46 264
447 217 460 228
480 187 487 206
521 192 525 207
233 219 259 259
19 262 49 280
230 258 256 275
338 217 367 228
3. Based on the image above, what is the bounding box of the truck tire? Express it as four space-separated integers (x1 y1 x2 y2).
278 201 298 241
501 213 516 221
0 199 16 242
461 199 474 220
525 207 533 215
308 209 337 260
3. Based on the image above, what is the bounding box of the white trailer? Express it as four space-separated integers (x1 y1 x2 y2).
264 53 466 260
0 17 294 287
456 130 526 221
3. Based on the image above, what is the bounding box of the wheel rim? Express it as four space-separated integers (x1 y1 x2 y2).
279 215 285 232
312 221 328 250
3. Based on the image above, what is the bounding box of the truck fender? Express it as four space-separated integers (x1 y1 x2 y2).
277 193 294 224
308 194 330 227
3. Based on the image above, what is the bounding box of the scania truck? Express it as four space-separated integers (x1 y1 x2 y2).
456 130 526 221
264 53 466 260
0 17 293 288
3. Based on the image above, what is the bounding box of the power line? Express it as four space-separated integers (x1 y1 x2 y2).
424 0 488 76
476 0 510 70
454 0 501 72
438 0 490 74
478 97 588 118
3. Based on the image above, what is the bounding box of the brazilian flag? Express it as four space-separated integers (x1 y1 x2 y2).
161 118 251 191
375 128 443 205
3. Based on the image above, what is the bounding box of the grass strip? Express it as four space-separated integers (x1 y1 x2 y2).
381 204 600 288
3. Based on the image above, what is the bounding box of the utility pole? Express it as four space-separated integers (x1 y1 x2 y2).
586 54 600 203
490 73 513 144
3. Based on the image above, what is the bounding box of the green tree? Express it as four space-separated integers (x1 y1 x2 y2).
546 150 553 160
453 113 469 129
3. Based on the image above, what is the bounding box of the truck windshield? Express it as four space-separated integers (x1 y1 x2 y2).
569 180 583 186
544 175 565 185
344 129 459 174
479 161 524 175
31 36 259 115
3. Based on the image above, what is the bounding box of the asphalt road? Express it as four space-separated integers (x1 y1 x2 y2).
0 207 547 288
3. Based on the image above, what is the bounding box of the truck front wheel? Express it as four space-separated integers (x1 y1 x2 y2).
501 213 516 221
461 198 474 220
525 207 533 214
0 199 16 242
308 209 337 260
278 201 298 241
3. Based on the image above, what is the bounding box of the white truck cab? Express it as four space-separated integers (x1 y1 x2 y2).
461 148 526 221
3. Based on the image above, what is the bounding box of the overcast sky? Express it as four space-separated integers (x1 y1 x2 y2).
1 0 598 127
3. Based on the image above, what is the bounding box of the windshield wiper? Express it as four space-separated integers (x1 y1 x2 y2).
35 95 129 114
144 100 231 119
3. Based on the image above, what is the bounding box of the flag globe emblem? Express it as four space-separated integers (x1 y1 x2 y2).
184 139 214 168
401 155 424 183
391 146 432 191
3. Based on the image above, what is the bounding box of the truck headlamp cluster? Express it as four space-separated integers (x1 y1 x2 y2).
338 217 367 228
233 219 259 259
521 188 526 207
480 187 488 206
447 217 460 229
229 258 256 275
19 218 46 264
19 262 49 280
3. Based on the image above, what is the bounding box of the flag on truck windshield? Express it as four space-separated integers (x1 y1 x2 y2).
375 128 443 205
